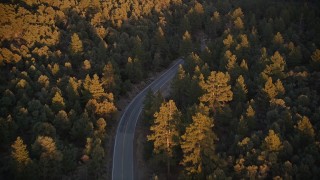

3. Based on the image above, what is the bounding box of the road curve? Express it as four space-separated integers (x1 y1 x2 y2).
112 59 184 180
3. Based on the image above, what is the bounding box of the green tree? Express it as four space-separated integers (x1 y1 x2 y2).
70 111 93 142
102 61 119 93
185 52 203 75
180 110 217 177
66 77 80 103
200 71 233 111
143 90 163 126
147 100 181 176
32 136 63 180
233 75 248 103
125 57 143 83
171 65 191 109
88 138 105 178
179 31 192 56
53 110 70 135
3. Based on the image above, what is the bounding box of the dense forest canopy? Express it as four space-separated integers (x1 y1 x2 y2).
0 0 320 179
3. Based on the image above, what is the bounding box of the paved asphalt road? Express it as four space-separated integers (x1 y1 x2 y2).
112 59 184 180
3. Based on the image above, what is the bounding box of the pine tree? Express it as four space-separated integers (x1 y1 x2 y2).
143 90 163 126
102 61 119 93
234 17 244 30
200 71 233 111
180 110 217 177
275 79 285 97
233 75 248 103
185 52 203 74
32 136 63 179
70 111 93 141
296 116 315 138
287 42 302 67
264 130 282 152
239 34 249 48
89 138 105 178
147 100 181 176
179 31 192 56
95 118 107 141
89 74 107 101
125 57 143 83
52 91 65 112
263 77 277 100
11 137 32 173
265 51 286 79
53 110 70 135
311 49 320 70
171 65 192 108
66 77 80 103
221 50 236 71
273 32 284 45
223 34 234 49
70 33 83 54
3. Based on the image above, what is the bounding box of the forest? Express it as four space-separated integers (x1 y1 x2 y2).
0 0 320 179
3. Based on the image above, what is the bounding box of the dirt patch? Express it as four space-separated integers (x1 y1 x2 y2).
106 60 179 179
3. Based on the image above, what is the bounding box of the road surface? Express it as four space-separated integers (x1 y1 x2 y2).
112 59 184 180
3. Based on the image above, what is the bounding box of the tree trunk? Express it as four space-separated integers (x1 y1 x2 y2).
166 130 170 178
167 155 170 178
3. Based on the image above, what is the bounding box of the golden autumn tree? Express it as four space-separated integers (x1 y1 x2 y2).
264 130 282 152
147 100 181 176
11 137 32 174
200 71 233 111
180 106 217 177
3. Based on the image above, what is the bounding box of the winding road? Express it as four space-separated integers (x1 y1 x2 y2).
112 59 184 180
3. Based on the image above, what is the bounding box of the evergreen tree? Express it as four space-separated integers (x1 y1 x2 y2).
311 49 320 70
89 74 107 101
11 137 32 174
125 57 143 83
32 136 63 180
200 71 233 111
53 110 70 135
179 31 192 56
233 75 248 103
102 61 119 93
181 110 217 177
273 32 284 45
265 51 286 79
70 111 93 142
263 77 277 100
171 65 192 109
264 130 282 152
147 100 181 176
70 33 83 54
296 116 315 138
223 34 234 49
234 17 244 30
52 91 65 112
